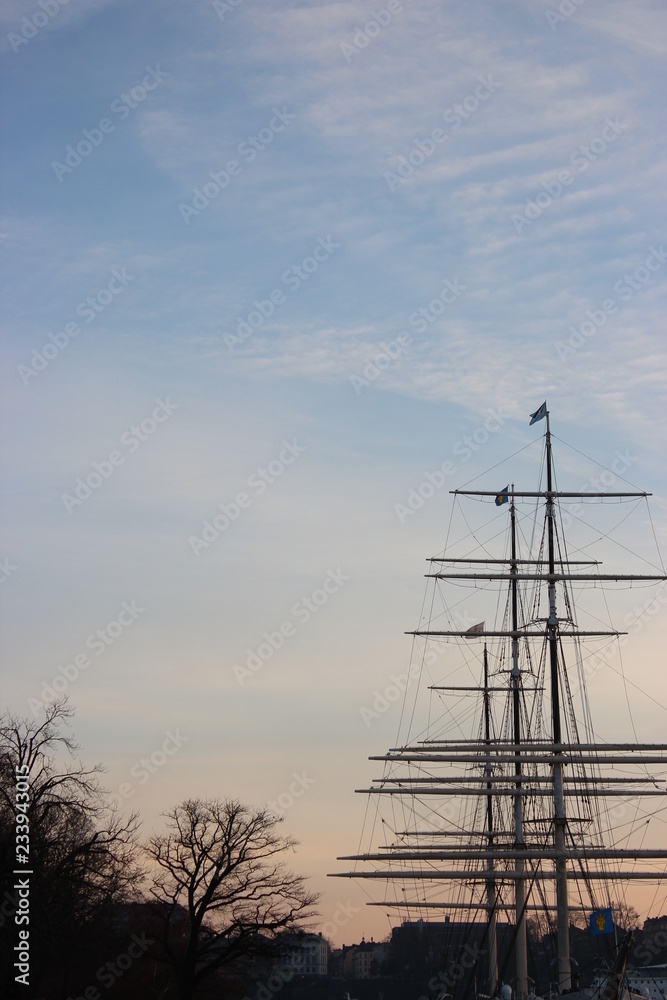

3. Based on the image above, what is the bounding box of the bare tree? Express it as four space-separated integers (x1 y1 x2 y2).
147 798 319 999
0 699 141 996
614 902 640 931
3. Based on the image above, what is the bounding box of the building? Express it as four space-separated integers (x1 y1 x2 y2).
279 931 328 976
333 937 386 980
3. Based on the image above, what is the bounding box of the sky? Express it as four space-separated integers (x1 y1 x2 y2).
1 0 666 947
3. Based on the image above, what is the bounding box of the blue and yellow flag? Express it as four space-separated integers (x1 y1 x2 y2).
495 486 509 506
590 908 613 935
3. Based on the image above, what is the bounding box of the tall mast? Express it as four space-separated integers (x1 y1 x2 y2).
545 411 571 993
484 645 499 996
511 488 528 995
333 406 667 998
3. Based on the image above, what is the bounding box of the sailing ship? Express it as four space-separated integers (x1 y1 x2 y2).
334 404 667 999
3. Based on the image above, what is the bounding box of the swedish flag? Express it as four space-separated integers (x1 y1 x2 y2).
495 485 509 506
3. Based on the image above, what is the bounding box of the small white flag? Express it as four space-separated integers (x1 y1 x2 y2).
465 622 485 635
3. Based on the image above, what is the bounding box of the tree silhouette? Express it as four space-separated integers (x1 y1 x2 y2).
0 699 141 997
147 798 318 999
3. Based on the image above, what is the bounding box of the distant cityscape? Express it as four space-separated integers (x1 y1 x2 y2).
37 904 665 1000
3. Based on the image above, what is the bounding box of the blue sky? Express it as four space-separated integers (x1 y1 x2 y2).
1 0 666 943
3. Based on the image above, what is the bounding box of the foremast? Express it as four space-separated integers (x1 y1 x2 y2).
484 644 499 996
510 487 529 995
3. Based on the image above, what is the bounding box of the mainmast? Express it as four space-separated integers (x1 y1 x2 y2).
544 410 571 992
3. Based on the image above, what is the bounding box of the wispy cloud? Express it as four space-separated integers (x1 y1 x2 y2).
2 0 666 948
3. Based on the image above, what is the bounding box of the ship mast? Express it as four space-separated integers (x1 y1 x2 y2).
545 410 571 992
511 488 529 995
484 644 499 996
333 407 667 998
